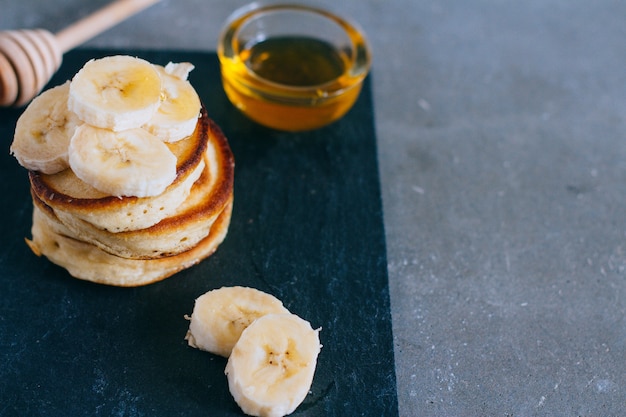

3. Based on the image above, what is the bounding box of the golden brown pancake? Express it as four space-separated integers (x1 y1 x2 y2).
36 118 235 259
25 108 235 286
29 107 213 233
28 200 233 287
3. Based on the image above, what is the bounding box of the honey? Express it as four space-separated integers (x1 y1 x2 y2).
220 37 361 131
244 37 346 87
218 4 371 132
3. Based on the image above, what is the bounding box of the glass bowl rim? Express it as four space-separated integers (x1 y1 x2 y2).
217 2 372 95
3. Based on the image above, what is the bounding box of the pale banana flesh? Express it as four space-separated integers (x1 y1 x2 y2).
225 313 321 417
10 82 81 174
143 63 201 142
185 286 290 357
11 55 203 198
68 124 177 198
68 55 162 132
185 287 321 417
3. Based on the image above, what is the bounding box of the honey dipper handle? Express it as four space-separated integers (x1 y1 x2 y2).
54 0 161 53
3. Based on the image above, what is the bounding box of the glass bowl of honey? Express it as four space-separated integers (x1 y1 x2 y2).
217 3 371 131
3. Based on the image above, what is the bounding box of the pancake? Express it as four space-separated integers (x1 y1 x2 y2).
28 200 233 287
29 107 212 233
25 105 235 286
40 119 235 259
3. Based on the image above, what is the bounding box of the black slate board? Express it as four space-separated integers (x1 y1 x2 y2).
0 49 397 416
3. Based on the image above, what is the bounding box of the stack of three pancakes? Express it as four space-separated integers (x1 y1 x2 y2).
27 108 234 287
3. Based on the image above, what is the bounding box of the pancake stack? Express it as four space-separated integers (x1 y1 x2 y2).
11 56 234 286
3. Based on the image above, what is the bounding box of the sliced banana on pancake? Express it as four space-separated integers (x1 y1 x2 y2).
143 62 201 142
10 82 81 174
68 55 162 131
225 313 321 417
68 124 177 197
185 286 290 357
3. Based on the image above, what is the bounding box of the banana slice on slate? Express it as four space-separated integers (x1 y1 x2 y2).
225 313 322 417
185 286 290 357
185 286 322 417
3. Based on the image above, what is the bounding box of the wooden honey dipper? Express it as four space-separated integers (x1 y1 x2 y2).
0 0 161 107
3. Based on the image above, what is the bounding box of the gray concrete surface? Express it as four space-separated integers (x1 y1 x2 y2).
2 0 625 415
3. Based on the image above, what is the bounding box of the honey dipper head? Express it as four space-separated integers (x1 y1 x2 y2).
0 29 62 107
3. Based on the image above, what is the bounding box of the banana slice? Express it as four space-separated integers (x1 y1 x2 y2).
68 55 162 131
185 286 290 357
10 82 81 174
225 313 322 417
143 62 201 142
68 124 177 197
